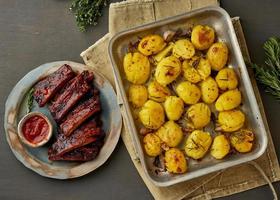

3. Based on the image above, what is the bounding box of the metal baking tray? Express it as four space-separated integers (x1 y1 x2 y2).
108 6 268 187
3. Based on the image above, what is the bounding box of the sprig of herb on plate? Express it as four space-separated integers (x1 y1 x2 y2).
250 37 280 100
27 88 34 113
70 0 108 32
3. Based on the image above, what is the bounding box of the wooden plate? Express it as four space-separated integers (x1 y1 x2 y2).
4 61 122 179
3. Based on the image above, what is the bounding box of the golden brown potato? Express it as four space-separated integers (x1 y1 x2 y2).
185 130 212 159
173 39 195 59
165 148 187 173
156 121 183 147
143 133 162 157
207 42 228 71
128 84 148 108
196 58 212 80
216 109 245 132
139 100 165 129
215 89 241 111
123 52 150 84
138 34 166 56
155 55 181 86
153 43 174 63
201 77 219 104
187 103 211 129
176 81 201 105
215 68 238 90
230 129 254 153
182 60 201 83
211 135 230 159
191 25 215 50
148 81 171 102
164 96 184 121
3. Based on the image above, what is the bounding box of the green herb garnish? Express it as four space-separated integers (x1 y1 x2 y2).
70 0 108 32
250 37 280 100
27 88 34 113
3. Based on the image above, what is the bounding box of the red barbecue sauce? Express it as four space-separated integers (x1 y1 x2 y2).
22 115 49 144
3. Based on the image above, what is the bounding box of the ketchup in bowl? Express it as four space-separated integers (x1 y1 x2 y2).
18 112 53 147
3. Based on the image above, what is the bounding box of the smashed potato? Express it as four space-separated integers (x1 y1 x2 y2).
164 96 184 120
176 81 201 105
207 42 228 71
148 81 170 102
155 55 181 86
153 43 174 63
123 52 150 84
182 60 201 83
128 84 148 108
201 77 219 104
187 103 211 129
217 109 245 132
185 130 212 160
215 89 241 111
173 39 195 59
191 25 215 50
139 100 165 129
215 68 238 90
143 133 162 157
230 129 254 153
165 148 187 174
156 121 183 147
138 34 166 56
211 135 230 159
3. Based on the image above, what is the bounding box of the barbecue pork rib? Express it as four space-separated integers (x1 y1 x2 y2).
33 64 75 107
48 71 94 122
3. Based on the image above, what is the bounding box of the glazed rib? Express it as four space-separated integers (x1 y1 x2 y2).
49 71 94 122
33 64 75 107
48 118 102 157
59 93 101 136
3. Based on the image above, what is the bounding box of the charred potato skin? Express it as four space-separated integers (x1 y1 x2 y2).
207 42 229 71
165 148 187 174
187 103 211 129
164 96 184 120
156 121 183 147
216 68 238 90
176 81 201 105
211 135 230 159
173 39 196 59
138 34 166 56
230 129 254 153
123 52 150 84
185 130 212 160
217 109 245 132
191 25 215 50
201 77 219 104
215 89 242 111
128 84 148 108
143 133 162 157
148 81 171 102
139 100 165 129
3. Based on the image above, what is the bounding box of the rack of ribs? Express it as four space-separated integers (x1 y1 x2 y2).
48 71 94 122
59 91 101 137
33 64 75 107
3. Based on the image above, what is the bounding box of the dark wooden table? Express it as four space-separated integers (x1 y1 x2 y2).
0 0 279 199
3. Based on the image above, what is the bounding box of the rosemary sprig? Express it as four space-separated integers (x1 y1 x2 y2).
250 37 280 100
70 0 108 32
27 88 34 113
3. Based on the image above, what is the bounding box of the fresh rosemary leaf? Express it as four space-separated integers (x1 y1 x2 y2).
27 88 34 113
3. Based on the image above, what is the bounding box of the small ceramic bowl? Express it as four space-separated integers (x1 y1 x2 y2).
18 112 53 148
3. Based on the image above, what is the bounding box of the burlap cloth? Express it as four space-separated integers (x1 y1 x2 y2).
80 0 280 199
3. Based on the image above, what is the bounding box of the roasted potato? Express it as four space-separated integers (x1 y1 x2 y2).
230 129 254 153
207 42 228 71
153 43 174 63
216 109 245 132
215 89 241 111
156 121 183 147
182 60 201 83
123 52 150 84
196 58 212 80
128 84 148 108
191 25 215 50
176 81 201 105
173 39 195 59
185 130 212 159
211 135 230 159
187 103 211 129
164 96 184 120
165 148 187 174
215 68 238 90
143 133 162 157
139 100 165 129
138 34 166 56
148 81 171 102
155 55 181 86
201 77 219 104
